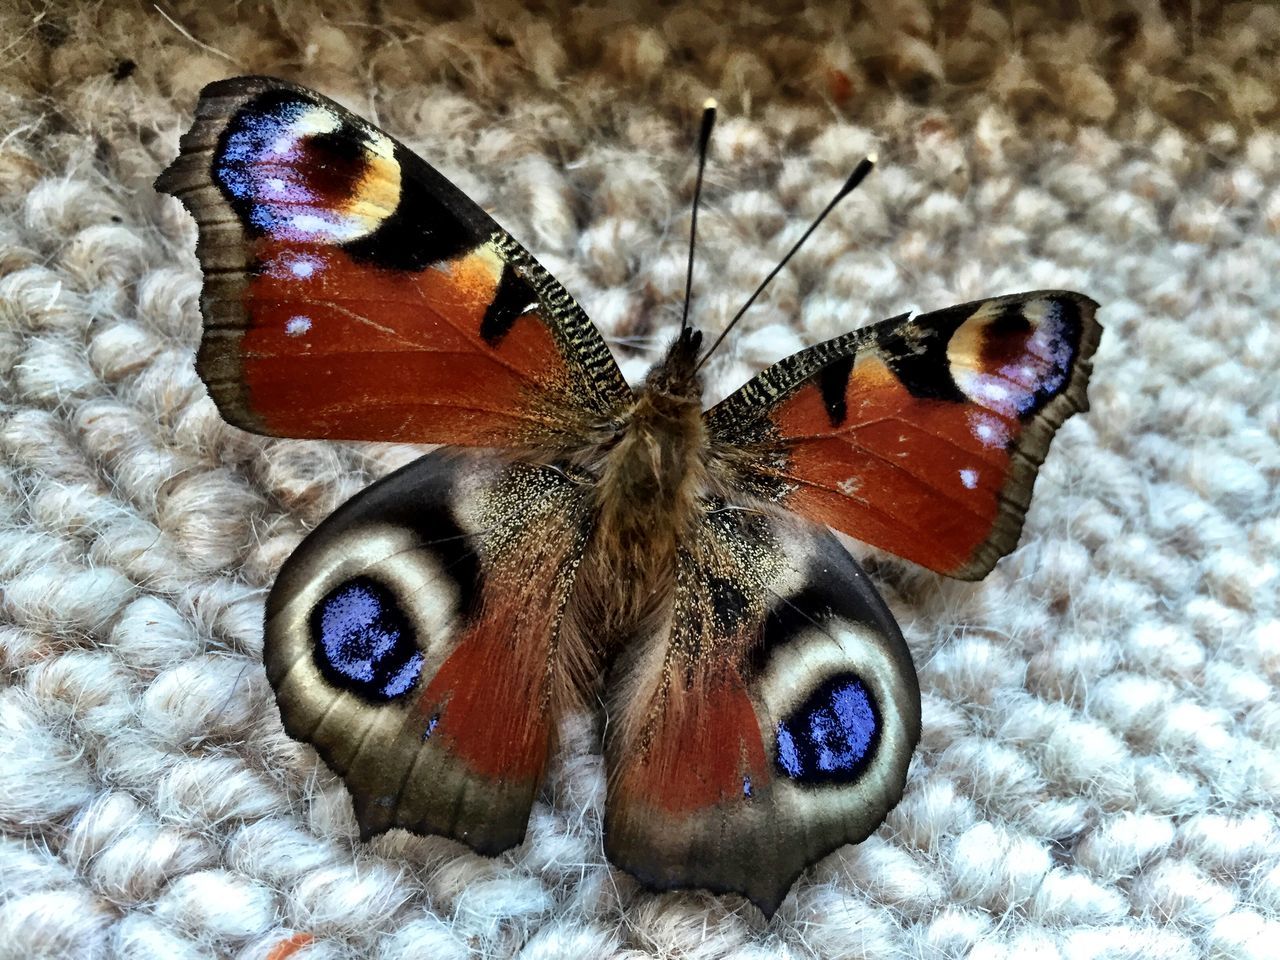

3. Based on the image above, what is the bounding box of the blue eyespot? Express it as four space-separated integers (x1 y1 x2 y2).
775 674 879 785
311 577 422 701
216 99 308 205
213 92 374 243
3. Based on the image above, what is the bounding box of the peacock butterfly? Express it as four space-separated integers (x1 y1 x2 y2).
156 76 1100 916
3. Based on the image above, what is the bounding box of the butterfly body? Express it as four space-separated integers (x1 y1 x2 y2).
587 329 709 615
158 77 1100 916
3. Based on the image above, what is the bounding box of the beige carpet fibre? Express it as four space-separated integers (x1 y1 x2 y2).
2 1 1279 957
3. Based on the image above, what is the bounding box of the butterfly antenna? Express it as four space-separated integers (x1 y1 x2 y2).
693 153 877 373
680 98 718 334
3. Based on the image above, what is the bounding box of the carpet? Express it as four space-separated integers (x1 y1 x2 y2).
2 1 1278 957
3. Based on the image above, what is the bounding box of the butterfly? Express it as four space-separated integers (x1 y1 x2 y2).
156 76 1100 917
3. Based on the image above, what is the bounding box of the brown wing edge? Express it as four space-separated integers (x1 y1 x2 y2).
155 78 280 433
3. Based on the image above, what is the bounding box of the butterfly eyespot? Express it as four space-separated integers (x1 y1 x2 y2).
948 298 1080 419
774 673 880 785
215 91 399 245
310 576 423 701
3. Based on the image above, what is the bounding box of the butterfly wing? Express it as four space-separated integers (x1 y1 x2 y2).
265 449 592 851
704 292 1101 579
156 76 630 448
603 504 920 917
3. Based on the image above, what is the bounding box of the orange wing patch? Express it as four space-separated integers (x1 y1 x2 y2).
208 240 570 446
414 523 580 784
614 670 769 816
774 353 1013 575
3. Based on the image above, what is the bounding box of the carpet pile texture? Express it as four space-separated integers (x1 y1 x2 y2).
2 2 1278 958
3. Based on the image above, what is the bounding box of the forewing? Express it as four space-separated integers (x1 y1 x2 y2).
604 505 920 916
156 76 631 448
705 292 1101 579
264 449 591 852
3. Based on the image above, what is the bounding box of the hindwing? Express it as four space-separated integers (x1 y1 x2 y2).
603 504 921 916
264 450 591 851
